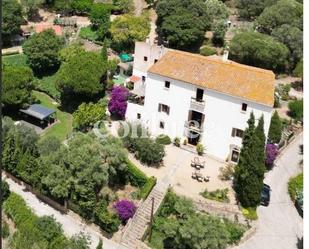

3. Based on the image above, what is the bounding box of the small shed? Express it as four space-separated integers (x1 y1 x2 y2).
20 104 56 126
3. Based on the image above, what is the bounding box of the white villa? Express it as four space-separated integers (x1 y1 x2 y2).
125 42 275 163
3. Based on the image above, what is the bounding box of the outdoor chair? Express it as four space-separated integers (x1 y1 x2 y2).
204 176 210 182
192 172 197 179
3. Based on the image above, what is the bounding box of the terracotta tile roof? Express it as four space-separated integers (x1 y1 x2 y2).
35 24 63 36
148 50 275 106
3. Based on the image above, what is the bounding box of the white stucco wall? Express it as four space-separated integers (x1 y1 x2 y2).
126 73 273 161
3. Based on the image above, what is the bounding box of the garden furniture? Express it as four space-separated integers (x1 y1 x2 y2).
204 176 210 182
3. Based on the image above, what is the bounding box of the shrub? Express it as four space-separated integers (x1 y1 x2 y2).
288 100 303 120
265 143 278 169
200 188 230 203
114 200 136 223
2 180 11 201
242 207 257 220
200 46 217 56
96 239 103 249
183 139 188 145
139 177 157 200
156 135 172 145
218 164 235 181
268 111 283 143
174 137 180 147
127 160 148 187
108 86 129 119
196 143 204 155
288 173 303 201
135 138 165 165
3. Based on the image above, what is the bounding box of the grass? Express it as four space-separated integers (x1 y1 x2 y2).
200 188 230 203
36 74 61 101
79 26 98 41
33 91 72 141
3 54 27 67
242 207 258 220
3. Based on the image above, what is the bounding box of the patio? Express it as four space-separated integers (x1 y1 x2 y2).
129 143 236 204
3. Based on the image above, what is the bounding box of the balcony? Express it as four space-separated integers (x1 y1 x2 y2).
184 120 204 133
190 97 205 113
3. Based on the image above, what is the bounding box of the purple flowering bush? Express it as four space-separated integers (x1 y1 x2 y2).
265 143 279 169
114 200 136 223
108 86 129 119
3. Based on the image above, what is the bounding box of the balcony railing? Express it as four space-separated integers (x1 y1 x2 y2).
185 120 204 133
190 97 205 113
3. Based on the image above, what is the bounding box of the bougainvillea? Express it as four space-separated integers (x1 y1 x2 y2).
108 86 129 119
265 143 279 168
113 200 136 223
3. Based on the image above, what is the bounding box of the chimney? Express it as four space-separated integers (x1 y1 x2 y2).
222 49 229 62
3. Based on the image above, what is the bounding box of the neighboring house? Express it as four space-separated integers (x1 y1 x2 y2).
126 42 275 163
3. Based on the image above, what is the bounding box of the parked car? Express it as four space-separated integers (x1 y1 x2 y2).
261 183 271 206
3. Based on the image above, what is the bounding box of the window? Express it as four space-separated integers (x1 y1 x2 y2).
231 149 240 163
144 56 148 62
142 76 146 82
242 103 248 112
154 59 158 63
232 128 244 138
159 121 165 129
137 113 141 119
165 81 170 88
158 103 170 115
196 88 204 102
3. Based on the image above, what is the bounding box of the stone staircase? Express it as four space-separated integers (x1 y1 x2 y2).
120 184 167 249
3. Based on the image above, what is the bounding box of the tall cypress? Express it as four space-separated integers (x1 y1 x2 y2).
268 111 282 143
234 112 266 208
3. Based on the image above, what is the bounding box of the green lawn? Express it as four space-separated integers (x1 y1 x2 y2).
3 54 27 67
36 74 61 101
33 91 72 141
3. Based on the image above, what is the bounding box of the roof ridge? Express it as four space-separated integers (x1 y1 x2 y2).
168 50 275 76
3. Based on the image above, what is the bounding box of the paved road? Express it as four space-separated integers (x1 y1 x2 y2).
236 134 303 249
3 177 126 249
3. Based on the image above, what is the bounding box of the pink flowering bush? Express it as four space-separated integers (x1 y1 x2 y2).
114 200 136 223
265 143 278 169
108 86 129 119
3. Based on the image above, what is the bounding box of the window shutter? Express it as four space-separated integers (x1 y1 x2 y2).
158 104 161 112
167 106 170 115
231 128 235 137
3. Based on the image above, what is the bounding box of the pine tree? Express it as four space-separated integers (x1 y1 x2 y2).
234 112 265 208
268 111 282 143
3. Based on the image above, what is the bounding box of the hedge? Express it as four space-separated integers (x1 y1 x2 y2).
156 135 172 145
127 160 148 187
139 177 157 200
288 173 303 201
200 46 217 56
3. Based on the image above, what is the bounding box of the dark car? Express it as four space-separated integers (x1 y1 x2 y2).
261 184 271 206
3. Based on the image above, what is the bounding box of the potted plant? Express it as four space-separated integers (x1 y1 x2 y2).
174 137 180 147
196 143 204 155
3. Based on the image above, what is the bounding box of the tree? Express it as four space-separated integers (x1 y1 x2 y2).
271 24 303 66
255 115 266 165
212 19 227 46
2 0 23 45
110 14 150 52
21 0 44 19
293 59 303 78
108 86 129 119
59 43 85 63
257 0 303 34
113 0 134 13
156 0 211 50
56 51 107 103
90 4 111 40
23 29 64 74
35 216 64 243
234 113 266 207
135 138 165 165
236 0 277 19
288 100 303 120
2 181 11 201
71 0 93 14
205 0 229 20
38 136 61 156
73 99 107 131
3 66 34 108
268 111 282 143
101 39 108 62
69 233 91 249
229 31 290 72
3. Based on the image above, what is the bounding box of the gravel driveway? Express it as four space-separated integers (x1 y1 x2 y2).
235 133 303 249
